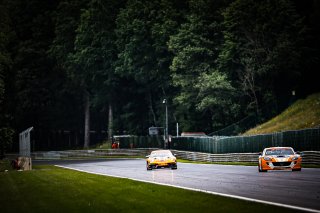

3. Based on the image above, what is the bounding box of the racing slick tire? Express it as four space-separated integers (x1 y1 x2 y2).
171 165 177 170
146 163 152 171
258 165 267 172
292 168 301 172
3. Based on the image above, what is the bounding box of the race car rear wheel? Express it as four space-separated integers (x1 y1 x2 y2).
171 164 177 170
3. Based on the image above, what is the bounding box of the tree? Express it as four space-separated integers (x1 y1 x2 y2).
220 0 305 116
50 0 90 148
70 0 125 147
168 0 236 132
0 0 12 106
0 0 15 158
115 0 185 133
7 0 62 153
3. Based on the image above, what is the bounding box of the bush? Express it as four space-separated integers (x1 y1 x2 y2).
0 127 14 159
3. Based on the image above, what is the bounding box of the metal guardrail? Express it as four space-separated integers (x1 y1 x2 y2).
171 150 259 162
30 149 155 159
25 149 320 165
171 150 320 165
301 151 320 165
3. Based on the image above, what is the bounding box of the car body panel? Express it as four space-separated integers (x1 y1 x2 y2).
258 147 302 172
146 150 177 170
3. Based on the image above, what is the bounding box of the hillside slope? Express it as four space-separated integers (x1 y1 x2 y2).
243 93 320 135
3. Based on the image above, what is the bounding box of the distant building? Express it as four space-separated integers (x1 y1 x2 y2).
180 132 207 137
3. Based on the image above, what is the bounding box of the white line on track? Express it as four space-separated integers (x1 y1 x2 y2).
55 165 320 213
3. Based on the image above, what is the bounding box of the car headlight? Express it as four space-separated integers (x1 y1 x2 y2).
292 156 299 161
264 156 272 161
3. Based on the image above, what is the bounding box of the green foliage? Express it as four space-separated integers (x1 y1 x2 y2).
49 0 88 69
8 0 62 131
115 0 183 85
0 159 14 171
0 0 319 148
0 0 15 107
71 0 123 98
0 0 11 104
48 0 89 131
195 71 237 112
115 0 185 131
169 0 238 131
0 127 14 158
0 1 16 158
220 0 305 114
244 93 320 135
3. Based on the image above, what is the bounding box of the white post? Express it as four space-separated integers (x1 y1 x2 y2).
19 127 33 157
163 99 168 149
166 103 168 141
176 123 179 137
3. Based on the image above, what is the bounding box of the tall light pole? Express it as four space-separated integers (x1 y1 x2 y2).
163 99 168 149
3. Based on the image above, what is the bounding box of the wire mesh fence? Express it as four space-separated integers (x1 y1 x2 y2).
19 127 33 157
116 136 164 149
208 113 259 136
172 128 320 153
116 128 320 154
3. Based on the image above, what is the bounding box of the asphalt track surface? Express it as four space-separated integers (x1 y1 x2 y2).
36 159 320 212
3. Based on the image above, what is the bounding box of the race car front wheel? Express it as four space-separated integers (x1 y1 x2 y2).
258 164 267 172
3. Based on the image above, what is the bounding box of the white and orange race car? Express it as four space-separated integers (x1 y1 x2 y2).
258 147 302 172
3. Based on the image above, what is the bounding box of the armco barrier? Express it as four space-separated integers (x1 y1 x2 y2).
171 150 258 162
171 150 320 165
29 149 320 165
31 149 155 160
302 151 320 165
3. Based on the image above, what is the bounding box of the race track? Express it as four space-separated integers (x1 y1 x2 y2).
46 159 320 212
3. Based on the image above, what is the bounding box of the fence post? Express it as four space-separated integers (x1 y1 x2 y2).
18 127 33 170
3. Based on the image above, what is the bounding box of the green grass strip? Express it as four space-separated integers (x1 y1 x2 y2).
0 165 304 213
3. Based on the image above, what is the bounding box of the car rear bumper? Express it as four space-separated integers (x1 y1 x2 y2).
149 162 177 167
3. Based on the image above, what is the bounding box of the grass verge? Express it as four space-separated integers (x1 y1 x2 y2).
0 165 305 213
0 159 13 172
244 93 320 135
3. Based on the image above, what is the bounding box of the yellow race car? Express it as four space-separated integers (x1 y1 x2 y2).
146 150 177 170
258 147 302 172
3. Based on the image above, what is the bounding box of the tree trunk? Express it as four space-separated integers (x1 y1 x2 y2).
149 92 157 126
83 91 90 149
108 102 113 140
241 62 260 115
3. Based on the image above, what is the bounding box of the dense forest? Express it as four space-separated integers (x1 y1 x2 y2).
1 0 319 151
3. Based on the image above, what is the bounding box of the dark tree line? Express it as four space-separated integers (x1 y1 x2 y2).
0 0 319 152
